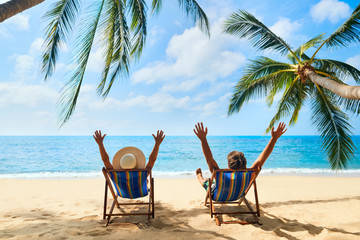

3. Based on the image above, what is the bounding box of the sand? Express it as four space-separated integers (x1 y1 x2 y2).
0 175 360 239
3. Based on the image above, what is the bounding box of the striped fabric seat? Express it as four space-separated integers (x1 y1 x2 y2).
212 170 256 202
109 171 148 199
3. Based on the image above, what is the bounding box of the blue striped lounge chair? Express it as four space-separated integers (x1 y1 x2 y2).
205 168 261 226
102 167 154 226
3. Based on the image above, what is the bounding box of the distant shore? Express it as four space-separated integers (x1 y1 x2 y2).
1 168 360 180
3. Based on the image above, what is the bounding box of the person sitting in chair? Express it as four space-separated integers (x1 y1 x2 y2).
93 130 165 171
193 122 287 194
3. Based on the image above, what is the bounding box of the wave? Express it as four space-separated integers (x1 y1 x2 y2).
1 168 360 179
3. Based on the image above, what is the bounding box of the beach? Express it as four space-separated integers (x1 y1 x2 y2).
1 175 359 239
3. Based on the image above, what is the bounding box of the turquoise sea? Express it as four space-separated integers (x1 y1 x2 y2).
0 136 359 178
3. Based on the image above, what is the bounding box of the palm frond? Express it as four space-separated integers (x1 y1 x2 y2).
129 0 147 59
228 58 295 115
325 3 360 49
265 77 311 133
223 10 297 59
287 34 324 63
311 85 355 169
266 71 296 107
337 97 360 116
313 59 360 84
97 0 118 96
101 0 131 98
97 0 131 98
177 0 210 36
242 57 296 83
58 0 105 125
151 0 162 15
42 0 81 81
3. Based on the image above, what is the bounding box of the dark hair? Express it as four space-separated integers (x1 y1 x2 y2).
227 151 247 170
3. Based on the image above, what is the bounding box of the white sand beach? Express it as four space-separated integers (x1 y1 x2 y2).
0 175 360 239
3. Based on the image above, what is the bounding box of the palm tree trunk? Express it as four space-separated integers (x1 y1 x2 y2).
0 0 45 23
305 69 360 99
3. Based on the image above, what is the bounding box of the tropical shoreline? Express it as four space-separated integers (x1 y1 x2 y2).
1 176 360 239
1 168 360 180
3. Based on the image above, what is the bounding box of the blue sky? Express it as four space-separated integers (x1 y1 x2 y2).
0 0 359 136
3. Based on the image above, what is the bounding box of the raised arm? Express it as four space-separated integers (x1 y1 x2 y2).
251 122 287 170
146 130 165 170
194 122 219 173
93 130 113 169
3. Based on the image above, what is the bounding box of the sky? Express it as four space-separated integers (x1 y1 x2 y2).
0 0 359 136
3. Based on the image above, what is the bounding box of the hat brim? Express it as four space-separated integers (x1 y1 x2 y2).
113 146 146 169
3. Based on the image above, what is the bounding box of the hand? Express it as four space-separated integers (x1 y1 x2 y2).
193 122 208 141
153 130 165 145
93 130 106 145
271 122 287 140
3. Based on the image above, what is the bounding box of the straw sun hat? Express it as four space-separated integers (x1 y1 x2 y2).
112 146 146 169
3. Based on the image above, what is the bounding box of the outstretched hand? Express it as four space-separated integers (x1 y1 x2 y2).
271 122 287 140
153 130 165 145
193 122 208 141
93 130 106 145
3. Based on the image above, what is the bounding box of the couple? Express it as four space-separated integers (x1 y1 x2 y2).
94 122 287 192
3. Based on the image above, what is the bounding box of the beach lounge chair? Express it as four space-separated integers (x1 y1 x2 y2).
102 167 154 226
204 168 261 226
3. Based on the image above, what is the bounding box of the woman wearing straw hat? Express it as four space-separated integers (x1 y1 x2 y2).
93 130 165 171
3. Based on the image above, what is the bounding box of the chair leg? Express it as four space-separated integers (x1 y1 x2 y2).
103 181 108 220
151 178 155 218
105 199 116 227
243 198 262 225
212 204 221 226
253 181 260 217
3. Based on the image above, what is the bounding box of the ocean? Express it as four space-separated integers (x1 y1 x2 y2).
0 136 359 178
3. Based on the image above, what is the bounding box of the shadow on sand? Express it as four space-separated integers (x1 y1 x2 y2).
1 196 360 239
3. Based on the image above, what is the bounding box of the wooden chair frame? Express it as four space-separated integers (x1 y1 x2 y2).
102 167 155 226
204 168 262 226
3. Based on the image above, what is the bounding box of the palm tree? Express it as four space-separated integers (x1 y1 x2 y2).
223 6 360 169
0 0 45 23
41 0 210 125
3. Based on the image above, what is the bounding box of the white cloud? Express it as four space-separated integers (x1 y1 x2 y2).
0 26 11 38
89 92 191 113
29 38 44 55
149 25 165 45
131 21 246 92
194 101 219 117
4 14 30 30
310 0 351 23
0 82 57 107
13 54 36 79
87 47 103 72
270 17 302 40
346 55 360 69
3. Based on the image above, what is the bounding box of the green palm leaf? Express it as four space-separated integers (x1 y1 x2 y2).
129 0 147 59
177 0 210 36
223 10 297 59
42 0 81 81
97 0 131 98
313 59 360 84
325 3 360 49
151 0 162 14
102 1 131 98
287 34 324 63
337 97 360 116
228 58 295 115
311 85 355 169
97 0 118 96
58 0 105 125
266 77 312 133
242 57 296 83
